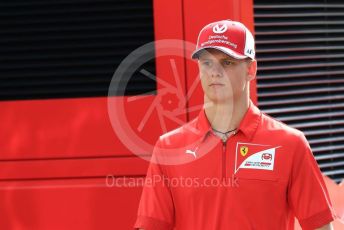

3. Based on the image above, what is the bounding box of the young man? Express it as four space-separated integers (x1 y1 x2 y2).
134 20 334 230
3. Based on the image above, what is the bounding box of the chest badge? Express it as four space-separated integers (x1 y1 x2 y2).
235 142 281 173
240 146 248 156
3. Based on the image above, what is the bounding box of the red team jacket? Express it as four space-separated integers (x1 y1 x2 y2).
134 101 334 230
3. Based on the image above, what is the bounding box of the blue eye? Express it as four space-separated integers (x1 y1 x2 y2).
202 61 211 66
223 60 233 66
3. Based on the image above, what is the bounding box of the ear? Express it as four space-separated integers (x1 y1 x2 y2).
247 60 257 81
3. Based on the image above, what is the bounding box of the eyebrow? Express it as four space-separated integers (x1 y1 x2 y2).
199 57 237 61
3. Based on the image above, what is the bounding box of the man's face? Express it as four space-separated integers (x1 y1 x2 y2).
198 48 255 104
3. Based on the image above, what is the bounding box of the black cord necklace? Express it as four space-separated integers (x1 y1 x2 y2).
212 127 237 142
212 127 237 135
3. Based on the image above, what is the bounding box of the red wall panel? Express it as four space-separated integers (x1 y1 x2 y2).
0 0 186 229
0 179 143 230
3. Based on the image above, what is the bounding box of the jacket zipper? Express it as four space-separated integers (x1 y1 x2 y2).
222 140 227 180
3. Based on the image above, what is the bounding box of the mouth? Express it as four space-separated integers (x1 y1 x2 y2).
209 83 224 87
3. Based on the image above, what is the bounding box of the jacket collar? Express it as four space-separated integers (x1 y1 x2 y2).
196 100 261 141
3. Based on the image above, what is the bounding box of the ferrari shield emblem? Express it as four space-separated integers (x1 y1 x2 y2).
240 146 248 156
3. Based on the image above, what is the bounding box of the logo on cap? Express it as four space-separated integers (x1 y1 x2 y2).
246 49 253 55
213 24 227 34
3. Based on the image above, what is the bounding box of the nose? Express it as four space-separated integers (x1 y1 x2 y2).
209 62 223 78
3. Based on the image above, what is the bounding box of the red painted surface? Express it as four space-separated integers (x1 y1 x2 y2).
0 0 186 228
0 97 155 159
0 178 144 230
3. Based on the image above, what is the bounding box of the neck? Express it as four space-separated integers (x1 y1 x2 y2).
204 95 250 133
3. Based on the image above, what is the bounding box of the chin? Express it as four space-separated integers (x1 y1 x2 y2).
208 96 233 105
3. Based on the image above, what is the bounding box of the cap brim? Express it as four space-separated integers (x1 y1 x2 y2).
191 46 248 60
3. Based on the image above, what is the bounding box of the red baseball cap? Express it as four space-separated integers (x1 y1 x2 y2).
191 19 255 60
